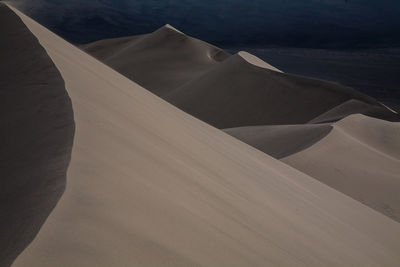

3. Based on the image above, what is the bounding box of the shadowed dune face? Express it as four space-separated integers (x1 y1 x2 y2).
309 99 400 124
83 34 399 129
166 54 385 128
238 51 282 73
0 3 74 266
225 114 400 221
81 26 230 97
283 114 400 221
224 124 333 159
81 24 400 223
6 5 400 266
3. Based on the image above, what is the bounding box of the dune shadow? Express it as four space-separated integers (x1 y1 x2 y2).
0 4 75 266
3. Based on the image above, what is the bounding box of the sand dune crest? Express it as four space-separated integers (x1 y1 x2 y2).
5 4 400 266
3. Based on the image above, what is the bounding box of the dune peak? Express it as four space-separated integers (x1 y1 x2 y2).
163 24 184 34
238 51 282 73
4 3 400 266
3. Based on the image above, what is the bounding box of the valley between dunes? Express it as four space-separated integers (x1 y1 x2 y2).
2 3 400 266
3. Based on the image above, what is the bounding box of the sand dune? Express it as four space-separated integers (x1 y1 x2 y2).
237 51 283 72
84 29 398 129
224 114 400 221
309 99 400 123
5 4 400 266
0 4 74 266
166 53 389 128
224 124 332 159
82 25 230 97
283 114 400 221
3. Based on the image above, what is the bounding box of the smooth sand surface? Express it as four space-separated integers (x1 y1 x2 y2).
238 51 282 72
309 99 400 123
283 114 400 221
84 29 398 129
81 25 230 97
224 114 400 221
8 4 400 266
224 124 332 159
166 53 390 128
164 24 184 34
0 4 74 266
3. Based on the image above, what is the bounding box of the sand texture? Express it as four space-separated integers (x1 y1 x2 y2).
5 4 400 266
0 4 74 266
224 124 333 159
84 29 399 128
309 99 400 123
82 24 400 223
224 114 400 221
283 114 400 221
81 25 230 97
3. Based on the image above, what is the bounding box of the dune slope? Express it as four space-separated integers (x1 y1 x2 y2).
166 53 390 128
84 31 399 129
82 25 230 97
309 99 399 123
224 114 400 221
224 124 332 159
7 4 400 267
0 4 74 266
283 114 400 221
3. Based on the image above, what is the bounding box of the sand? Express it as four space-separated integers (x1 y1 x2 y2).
309 99 400 123
224 124 332 159
238 51 283 72
6 4 400 266
0 4 74 266
166 53 391 128
84 29 398 129
283 114 400 221
224 114 400 221
81 25 230 97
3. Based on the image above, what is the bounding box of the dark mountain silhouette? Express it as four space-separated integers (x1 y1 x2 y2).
9 0 400 48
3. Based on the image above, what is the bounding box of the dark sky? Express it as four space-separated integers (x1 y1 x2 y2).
8 0 400 48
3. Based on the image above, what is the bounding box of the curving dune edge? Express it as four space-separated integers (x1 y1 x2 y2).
3 3 400 267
